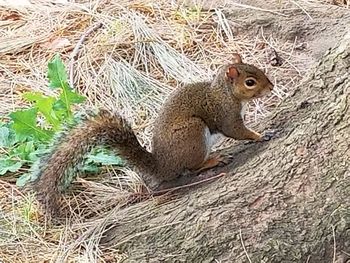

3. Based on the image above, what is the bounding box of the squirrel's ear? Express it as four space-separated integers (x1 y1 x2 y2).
232 53 243 64
226 66 239 80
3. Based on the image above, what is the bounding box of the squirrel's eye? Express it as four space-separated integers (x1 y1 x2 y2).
245 79 256 87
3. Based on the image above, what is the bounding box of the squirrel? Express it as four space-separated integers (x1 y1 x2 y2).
32 53 274 216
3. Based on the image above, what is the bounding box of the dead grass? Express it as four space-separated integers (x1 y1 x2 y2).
0 0 342 262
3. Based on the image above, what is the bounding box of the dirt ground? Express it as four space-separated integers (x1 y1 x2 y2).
225 0 349 73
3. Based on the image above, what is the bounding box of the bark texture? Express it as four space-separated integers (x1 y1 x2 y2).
101 32 350 263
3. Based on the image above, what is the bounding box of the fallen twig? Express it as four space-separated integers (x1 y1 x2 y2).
69 22 103 88
125 173 227 205
240 228 252 263
152 172 227 195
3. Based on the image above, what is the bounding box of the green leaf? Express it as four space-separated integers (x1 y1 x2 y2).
79 163 101 174
9 108 53 141
47 54 68 89
80 148 124 174
16 173 31 187
0 124 18 147
56 89 86 109
0 127 10 147
12 141 36 161
47 54 85 119
54 89 86 120
63 89 86 104
28 145 49 162
23 92 61 130
57 90 86 112
86 150 124 166
0 158 23 175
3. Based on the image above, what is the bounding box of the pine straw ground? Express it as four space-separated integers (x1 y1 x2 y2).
0 0 347 262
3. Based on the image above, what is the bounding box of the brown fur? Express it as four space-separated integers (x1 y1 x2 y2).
33 54 273 217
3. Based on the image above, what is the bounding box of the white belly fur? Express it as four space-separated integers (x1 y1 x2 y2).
241 101 248 119
204 127 221 159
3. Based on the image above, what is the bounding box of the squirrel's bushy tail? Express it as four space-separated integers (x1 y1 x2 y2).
32 109 156 216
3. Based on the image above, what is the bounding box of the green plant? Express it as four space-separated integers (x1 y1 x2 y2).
0 54 123 186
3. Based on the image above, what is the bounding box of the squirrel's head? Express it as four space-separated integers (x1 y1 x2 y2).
221 53 274 100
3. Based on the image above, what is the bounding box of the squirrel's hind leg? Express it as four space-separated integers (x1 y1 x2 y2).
194 154 224 173
152 118 210 185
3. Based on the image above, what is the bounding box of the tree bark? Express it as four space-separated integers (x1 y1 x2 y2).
101 31 350 263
